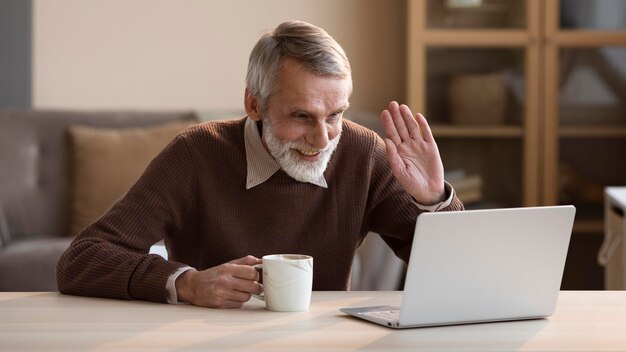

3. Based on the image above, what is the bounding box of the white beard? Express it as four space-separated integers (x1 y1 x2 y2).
263 119 341 184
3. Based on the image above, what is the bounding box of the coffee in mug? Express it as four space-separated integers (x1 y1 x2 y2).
252 254 313 312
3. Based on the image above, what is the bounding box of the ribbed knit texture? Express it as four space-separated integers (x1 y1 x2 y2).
57 118 464 303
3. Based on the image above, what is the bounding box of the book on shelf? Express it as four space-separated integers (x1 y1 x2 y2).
446 170 483 205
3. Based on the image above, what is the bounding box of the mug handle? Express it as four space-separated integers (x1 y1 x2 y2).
251 264 264 301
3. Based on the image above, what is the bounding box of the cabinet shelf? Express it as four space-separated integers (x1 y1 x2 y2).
432 125 524 138
552 31 626 47
572 218 604 235
559 127 626 138
422 30 531 47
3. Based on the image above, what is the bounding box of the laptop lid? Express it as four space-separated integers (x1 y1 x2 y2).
397 205 576 327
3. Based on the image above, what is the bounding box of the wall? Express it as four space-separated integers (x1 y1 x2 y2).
0 0 31 107
33 0 406 113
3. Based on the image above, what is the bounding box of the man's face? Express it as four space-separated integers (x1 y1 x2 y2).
259 59 351 183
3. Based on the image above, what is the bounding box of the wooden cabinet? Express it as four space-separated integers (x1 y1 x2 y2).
408 0 542 208
408 0 626 288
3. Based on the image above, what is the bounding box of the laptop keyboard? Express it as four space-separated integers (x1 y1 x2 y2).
364 309 400 320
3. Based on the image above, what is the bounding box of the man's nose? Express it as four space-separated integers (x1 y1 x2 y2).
306 122 330 150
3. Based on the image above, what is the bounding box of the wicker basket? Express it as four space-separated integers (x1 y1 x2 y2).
448 72 508 125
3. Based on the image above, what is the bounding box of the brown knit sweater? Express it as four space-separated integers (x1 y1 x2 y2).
57 118 463 303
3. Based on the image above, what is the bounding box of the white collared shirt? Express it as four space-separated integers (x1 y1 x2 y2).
244 117 327 189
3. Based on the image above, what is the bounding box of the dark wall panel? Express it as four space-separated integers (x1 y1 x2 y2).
0 0 31 107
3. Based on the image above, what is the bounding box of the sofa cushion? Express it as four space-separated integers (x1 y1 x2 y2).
0 109 196 240
68 121 193 236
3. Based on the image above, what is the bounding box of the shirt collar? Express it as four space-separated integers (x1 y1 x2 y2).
244 117 328 189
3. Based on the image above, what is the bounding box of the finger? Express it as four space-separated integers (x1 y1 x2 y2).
388 101 411 142
399 104 420 141
210 276 257 304
230 276 263 295
227 263 259 281
415 113 435 143
381 110 402 146
225 288 253 303
384 138 405 176
217 265 262 294
228 255 261 266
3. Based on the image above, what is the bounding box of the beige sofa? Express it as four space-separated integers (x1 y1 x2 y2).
0 109 196 291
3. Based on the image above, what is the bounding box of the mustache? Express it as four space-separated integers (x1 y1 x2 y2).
283 134 341 153
285 142 332 154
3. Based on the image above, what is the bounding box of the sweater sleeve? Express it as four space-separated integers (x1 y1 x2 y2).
57 134 196 303
365 135 464 262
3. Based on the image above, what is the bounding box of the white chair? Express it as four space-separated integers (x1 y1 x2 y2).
350 233 406 290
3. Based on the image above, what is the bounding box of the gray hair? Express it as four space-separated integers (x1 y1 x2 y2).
245 20 352 112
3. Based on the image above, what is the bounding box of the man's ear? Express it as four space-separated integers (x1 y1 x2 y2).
244 88 262 122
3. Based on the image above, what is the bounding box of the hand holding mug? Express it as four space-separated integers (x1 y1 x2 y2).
175 255 263 308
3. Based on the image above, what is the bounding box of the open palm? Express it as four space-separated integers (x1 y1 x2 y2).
380 101 445 205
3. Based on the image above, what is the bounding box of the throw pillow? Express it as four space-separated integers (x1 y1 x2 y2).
68 121 193 236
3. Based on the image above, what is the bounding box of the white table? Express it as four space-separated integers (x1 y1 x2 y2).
2 291 626 351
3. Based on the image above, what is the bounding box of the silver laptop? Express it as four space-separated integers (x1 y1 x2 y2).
341 205 576 329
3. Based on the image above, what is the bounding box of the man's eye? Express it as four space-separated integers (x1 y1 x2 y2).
294 114 308 120
329 111 344 120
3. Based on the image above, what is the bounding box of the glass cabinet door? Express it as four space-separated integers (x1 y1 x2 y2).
543 1 626 213
427 0 526 29
425 47 526 208
409 0 540 208
557 47 626 213
425 48 525 128
542 0 626 289
560 0 626 30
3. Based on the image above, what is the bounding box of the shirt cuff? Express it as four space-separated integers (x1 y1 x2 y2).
411 181 455 212
166 266 195 304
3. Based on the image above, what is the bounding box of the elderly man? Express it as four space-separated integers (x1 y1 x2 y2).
57 20 463 308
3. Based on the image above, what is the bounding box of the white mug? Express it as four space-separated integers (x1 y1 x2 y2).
252 254 313 312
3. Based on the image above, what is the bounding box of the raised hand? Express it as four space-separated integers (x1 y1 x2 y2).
380 101 445 205
175 255 262 308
